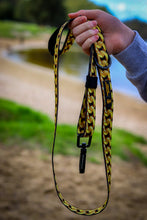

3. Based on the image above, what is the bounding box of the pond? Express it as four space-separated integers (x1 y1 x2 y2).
8 46 140 99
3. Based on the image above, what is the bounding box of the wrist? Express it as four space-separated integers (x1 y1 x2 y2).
113 25 135 55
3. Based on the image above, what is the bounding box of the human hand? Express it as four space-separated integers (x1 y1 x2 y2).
68 10 135 55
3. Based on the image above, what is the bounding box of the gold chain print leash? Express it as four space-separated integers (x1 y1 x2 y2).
48 19 113 216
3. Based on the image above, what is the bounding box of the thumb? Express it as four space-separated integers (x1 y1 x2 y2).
68 11 81 19
68 10 99 20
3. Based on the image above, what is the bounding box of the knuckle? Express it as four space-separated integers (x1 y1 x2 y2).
72 28 78 37
89 29 95 36
76 36 82 45
71 18 79 29
78 10 85 15
82 37 93 50
88 21 92 28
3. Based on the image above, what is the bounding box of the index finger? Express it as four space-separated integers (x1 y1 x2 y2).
69 16 87 29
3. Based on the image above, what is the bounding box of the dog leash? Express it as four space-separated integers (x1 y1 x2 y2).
48 19 113 216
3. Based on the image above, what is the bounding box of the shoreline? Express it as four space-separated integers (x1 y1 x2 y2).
0 38 147 138
3 37 142 100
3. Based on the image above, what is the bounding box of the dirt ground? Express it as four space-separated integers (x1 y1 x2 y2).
0 145 147 220
0 38 147 220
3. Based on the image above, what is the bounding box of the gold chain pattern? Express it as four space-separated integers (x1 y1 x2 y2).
48 19 113 216
77 53 97 137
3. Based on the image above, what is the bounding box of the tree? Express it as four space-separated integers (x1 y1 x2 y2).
0 0 14 20
14 0 32 22
28 0 67 26
0 0 29 21
0 0 110 26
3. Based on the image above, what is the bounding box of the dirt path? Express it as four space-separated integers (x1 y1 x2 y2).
0 145 147 220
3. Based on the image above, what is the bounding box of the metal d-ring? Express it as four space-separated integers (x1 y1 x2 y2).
94 55 111 70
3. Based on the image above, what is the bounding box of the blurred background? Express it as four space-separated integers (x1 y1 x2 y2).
0 0 147 96
0 0 147 220
0 0 147 32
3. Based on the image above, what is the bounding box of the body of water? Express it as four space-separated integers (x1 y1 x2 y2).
7 46 140 99
60 49 140 98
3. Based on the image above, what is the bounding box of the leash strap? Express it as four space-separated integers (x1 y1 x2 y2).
48 19 113 216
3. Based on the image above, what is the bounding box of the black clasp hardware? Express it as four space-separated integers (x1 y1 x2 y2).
77 135 92 148
79 146 87 174
77 136 92 174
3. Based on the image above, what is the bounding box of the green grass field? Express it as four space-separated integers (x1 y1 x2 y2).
0 98 147 165
0 20 55 38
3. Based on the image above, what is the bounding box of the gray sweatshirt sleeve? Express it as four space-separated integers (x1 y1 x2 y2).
114 31 147 102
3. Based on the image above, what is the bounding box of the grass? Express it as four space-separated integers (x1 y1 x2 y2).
0 20 55 39
0 98 147 165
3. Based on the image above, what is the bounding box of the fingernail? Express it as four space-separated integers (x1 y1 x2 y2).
79 16 87 22
91 20 97 27
82 16 87 21
93 29 98 34
93 35 99 41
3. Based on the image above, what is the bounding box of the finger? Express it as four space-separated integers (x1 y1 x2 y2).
72 20 97 37
82 35 99 55
69 16 87 29
76 29 99 46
